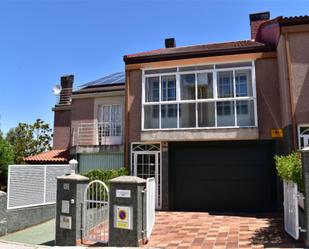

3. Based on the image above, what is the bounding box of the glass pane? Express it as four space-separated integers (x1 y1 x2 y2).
236 100 255 126
161 75 176 101
145 77 159 102
216 61 252 69
235 69 252 97
180 74 195 100
198 102 215 127
179 64 214 72
217 101 235 126
197 72 213 99
179 103 196 128
144 68 177 74
161 104 177 128
144 105 159 129
217 71 234 98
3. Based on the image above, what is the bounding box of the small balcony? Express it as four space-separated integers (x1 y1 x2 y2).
72 121 122 146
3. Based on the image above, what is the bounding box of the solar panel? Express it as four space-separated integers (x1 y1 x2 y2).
79 72 125 89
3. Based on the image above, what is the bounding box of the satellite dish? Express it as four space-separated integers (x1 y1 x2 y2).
52 85 62 95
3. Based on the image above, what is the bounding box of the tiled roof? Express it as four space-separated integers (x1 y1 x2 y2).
280 15 309 26
24 149 69 163
124 40 275 63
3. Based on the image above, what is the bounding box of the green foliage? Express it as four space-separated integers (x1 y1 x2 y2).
83 167 128 186
274 152 303 192
6 119 52 164
0 137 14 188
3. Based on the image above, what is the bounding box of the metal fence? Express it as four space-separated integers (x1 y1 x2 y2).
145 178 156 240
7 165 71 209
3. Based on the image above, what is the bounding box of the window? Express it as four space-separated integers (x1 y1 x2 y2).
197 72 213 99
145 77 159 102
143 61 256 129
298 125 309 149
217 71 233 98
161 75 176 101
180 74 195 100
97 104 122 140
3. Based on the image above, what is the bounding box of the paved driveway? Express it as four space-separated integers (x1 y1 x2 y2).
144 212 304 249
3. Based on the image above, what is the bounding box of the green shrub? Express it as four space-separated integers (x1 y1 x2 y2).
83 167 128 187
274 152 303 192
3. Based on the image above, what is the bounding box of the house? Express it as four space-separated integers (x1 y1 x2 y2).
25 72 126 173
123 12 309 211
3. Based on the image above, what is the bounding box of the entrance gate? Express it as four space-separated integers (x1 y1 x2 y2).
83 180 109 244
283 180 299 240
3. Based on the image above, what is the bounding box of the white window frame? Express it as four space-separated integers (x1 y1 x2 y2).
141 60 258 131
298 124 309 149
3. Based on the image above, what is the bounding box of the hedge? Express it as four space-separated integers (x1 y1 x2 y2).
83 167 128 187
274 152 303 192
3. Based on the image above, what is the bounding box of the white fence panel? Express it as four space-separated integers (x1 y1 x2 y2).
145 177 156 240
7 165 71 209
283 180 299 240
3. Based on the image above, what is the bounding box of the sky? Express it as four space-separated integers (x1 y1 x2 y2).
0 0 309 134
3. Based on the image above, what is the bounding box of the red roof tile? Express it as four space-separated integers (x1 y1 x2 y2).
124 40 275 64
24 149 69 163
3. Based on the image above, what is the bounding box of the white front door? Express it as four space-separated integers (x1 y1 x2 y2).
133 151 161 209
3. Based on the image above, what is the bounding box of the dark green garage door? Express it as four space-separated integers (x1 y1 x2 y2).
169 141 277 212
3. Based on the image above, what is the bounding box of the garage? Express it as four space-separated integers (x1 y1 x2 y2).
169 141 277 212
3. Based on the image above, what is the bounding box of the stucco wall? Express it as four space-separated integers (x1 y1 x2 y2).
277 35 292 129
289 31 309 124
53 109 71 149
71 98 95 145
255 58 282 139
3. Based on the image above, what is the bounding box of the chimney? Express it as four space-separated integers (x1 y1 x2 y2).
165 38 176 48
59 75 74 105
249 12 270 40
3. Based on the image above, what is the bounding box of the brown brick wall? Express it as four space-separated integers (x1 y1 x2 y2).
128 70 142 143
53 109 71 149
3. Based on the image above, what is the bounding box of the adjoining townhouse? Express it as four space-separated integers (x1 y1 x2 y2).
25 72 126 173
123 12 309 212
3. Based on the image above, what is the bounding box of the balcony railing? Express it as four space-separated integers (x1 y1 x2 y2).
72 122 122 146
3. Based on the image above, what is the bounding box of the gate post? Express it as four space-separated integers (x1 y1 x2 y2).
109 176 146 247
55 174 89 246
301 147 309 247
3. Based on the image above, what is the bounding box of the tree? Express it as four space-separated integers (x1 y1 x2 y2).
0 137 14 187
6 119 52 164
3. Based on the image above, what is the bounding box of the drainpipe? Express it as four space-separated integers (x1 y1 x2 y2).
284 33 297 151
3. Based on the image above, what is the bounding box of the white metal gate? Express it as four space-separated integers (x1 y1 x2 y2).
283 180 299 240
145 178 156 240
83 180 109 244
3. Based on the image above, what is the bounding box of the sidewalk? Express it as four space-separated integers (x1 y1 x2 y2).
0 240 159 249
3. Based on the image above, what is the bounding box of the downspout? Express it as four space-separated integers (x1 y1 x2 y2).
124 70 130 170
284 33 297 151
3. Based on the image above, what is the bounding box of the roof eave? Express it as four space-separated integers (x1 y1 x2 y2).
124 46 276 65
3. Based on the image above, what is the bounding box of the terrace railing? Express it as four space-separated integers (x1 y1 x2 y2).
72 121 122 146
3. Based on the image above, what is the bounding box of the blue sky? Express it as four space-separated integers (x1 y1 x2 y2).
0 0 309 134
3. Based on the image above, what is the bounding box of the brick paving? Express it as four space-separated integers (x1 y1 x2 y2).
144 211 304 249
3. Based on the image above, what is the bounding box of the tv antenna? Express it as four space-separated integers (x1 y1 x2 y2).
52 85 62 95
